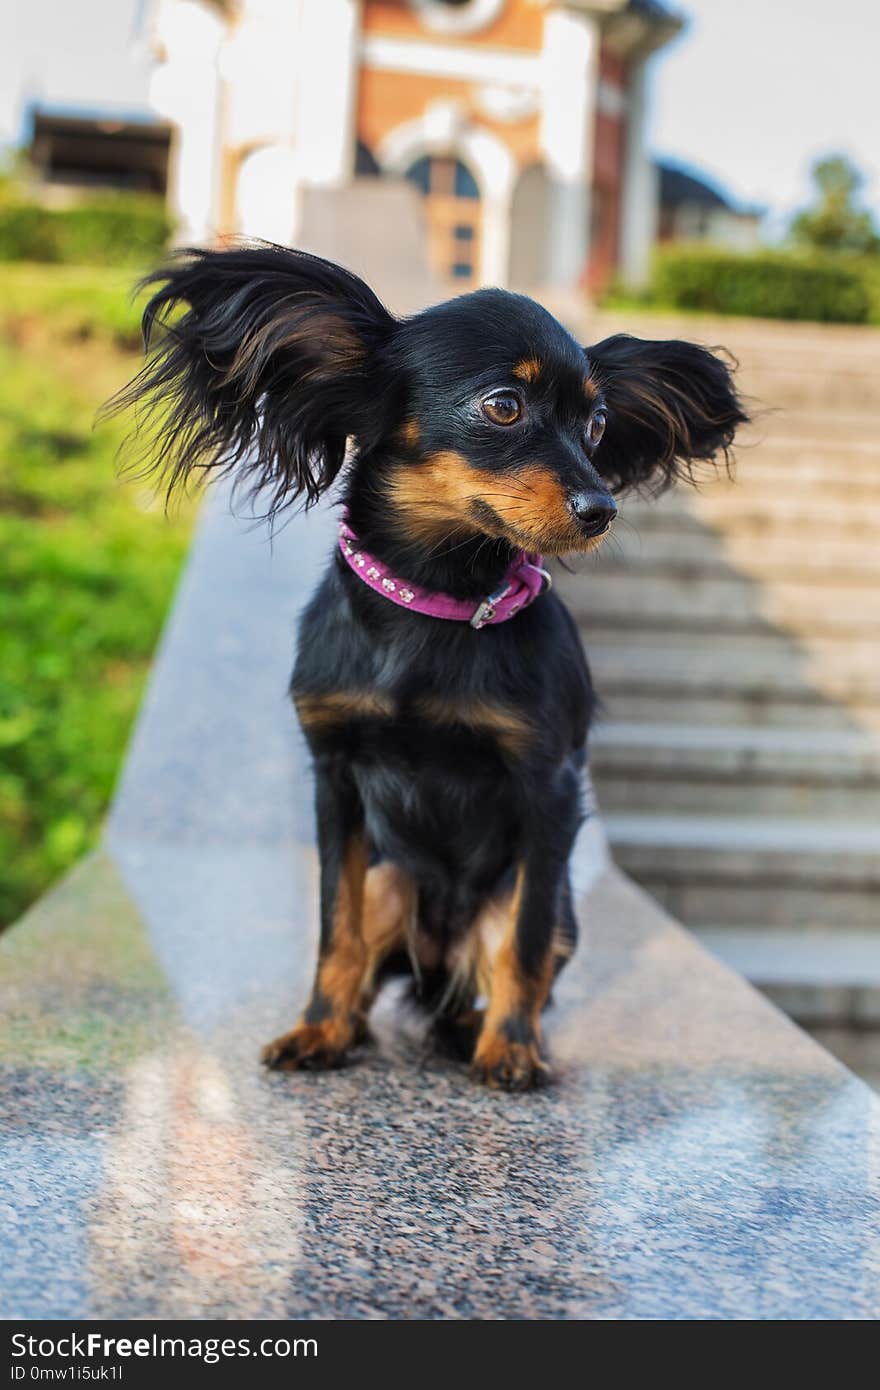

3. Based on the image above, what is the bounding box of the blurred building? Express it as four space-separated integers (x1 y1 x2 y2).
28 112 172 196
149 0 681 291
4 1 169 202
658 160 762 251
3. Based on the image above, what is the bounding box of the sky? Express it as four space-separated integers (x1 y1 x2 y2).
650 0 880 236
0 1 152 142
3 0 879 241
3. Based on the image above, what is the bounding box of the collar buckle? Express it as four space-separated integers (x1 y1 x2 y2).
470 580 512 630
469 598 495 630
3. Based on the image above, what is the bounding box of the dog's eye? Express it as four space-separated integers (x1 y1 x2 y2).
586 410 607 447
481 391 522 427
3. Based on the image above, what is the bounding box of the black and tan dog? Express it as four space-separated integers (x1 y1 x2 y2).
113 245 746 1089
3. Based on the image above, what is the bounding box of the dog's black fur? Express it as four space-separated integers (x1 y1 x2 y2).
111 244 747 1089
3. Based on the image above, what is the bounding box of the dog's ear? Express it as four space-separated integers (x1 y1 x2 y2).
584 334 748 493
107 244 397 517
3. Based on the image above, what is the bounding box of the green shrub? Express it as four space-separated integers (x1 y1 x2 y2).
0 192 171 267
650 247 872 324
0 203 62 261
850 255 880 324
52 195 172 265
0 264 193 928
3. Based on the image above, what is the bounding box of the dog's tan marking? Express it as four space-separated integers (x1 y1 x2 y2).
477 465 582 555
469 866 554 1089
484 464 612 557
316 833 369 1010
361 860 417 990
261 834 370 1069
262 853 423 1071
295 690 394 730
512 357 542 384
583 374 599 404
390 451 600 555
399 418 420 447
415 695 532 758
388 450 489 546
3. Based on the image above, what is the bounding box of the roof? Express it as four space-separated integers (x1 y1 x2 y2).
659 163 731 211
658 162 763 218
597 0 684 57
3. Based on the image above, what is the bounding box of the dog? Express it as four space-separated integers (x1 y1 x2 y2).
112 244 746 1090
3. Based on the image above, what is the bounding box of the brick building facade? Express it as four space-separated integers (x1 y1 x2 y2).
150 0 679 291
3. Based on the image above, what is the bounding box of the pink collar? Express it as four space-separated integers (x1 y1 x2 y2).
338 517 550 629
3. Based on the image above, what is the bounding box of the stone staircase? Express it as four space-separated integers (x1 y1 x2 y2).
555 311 880 1022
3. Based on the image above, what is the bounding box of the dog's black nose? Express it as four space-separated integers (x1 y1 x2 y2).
569 490 617 537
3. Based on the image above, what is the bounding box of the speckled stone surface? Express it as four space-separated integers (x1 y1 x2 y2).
2 492 879 1320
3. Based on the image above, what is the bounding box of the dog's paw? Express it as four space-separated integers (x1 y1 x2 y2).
470 1035 551 1092
260 1019 353 1072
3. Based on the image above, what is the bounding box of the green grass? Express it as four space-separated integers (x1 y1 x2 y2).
0 263 194 928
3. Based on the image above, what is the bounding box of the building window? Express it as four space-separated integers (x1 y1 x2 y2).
405 155 481 286
355 140 381 177
29 112 171 193
407 0 506 38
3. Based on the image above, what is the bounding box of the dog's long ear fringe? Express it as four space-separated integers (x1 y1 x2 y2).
585 334 750 494
103 243 397 519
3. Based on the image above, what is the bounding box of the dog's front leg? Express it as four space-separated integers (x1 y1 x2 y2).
262 759 368 1070
472 772 580 1091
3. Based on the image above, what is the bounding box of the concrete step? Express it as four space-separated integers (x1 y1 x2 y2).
695 929 880 1027
650 877 880 933
566 572 880 637
584 632 880 728
724 474 880 508
748 433 880 465
619 490 880 536
696 927 880 988
603 691 880 731
591 722 880 817
728 446 880 484
607 812 880 887
609 811 880 1002
738 370 880 411
571 308 880 411
753 409 880 439
572 302 880 358
695 462 880 501
579 524 880 582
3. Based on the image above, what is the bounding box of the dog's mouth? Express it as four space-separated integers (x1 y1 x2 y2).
469 497 613 557
534 529 612 557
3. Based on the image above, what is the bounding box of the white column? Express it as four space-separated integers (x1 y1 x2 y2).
619 55 658 288
149 1 226 245
539 7 599 288
236 145 302 244
462 125 516 287
294 0 360 188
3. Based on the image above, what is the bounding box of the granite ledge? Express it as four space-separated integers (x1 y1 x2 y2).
1 490 878 1320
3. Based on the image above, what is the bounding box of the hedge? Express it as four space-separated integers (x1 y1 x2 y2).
0 193 172 266
651 247 873 324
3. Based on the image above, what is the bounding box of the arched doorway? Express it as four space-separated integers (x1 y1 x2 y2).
404 155 481 287
509 163 552 291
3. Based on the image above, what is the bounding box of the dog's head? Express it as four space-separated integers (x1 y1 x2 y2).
111 245 747 554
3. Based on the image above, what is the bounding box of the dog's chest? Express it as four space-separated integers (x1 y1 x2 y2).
294 684 535 764
295 684 525 885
